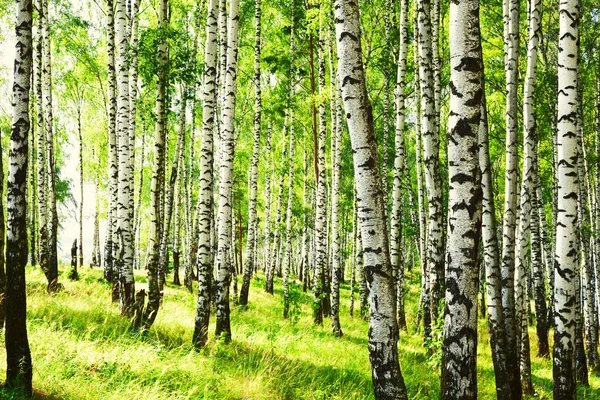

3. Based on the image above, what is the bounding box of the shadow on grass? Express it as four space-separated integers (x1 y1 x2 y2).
0 387 62 400
208 340 374 399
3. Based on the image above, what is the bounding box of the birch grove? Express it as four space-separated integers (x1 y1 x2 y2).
3 0 600 398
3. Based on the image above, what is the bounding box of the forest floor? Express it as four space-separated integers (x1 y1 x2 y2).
0 266 599 399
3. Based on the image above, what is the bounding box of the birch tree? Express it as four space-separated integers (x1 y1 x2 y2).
390 0 408 331
214 0 241 341
500 0 522 390
42 0 59 292
34 0 48 285
5 0 33 392
417 0 444 325
239 0 262 306
440 0 483 396
136 0 169 331
313 15 328 324
192 0 219 348
330 71 343 336
479 88 511 396
335 0 407 397
105 0 118 292
553 0 580 396
116 0 134 315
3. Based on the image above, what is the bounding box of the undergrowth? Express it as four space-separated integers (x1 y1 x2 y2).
0 266 598 399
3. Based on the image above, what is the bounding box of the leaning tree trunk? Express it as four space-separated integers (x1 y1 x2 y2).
192 0 219 349
137 0 168 331
214 0 241 342
440 0 483 397
500 0 522 392
5 0 33 392
239 0 262 306
335 1 407 397
391 0 408 331
417 0 444 326
553 0 580 396
42 0 59 293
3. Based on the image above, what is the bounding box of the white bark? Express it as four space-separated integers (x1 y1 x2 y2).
193 0 219 348
214 0 241 341
335 1 407 397
553 0 580 396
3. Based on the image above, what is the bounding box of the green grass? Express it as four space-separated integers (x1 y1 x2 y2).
0 265 598 399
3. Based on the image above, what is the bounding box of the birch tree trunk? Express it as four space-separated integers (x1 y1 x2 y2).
137 0 168 331
313 15 329 324
78 105 84 270
92 180 100 267
390 0 408 331
263 123 272 279
301 148 309 292
553 0 580 395
576 117 591 383
512 0 542 389
158 89 186 292
34 0 48 284
116 0 135 315
0 137 5 330
192 0 219 349
413 10 430 337
479 88 511 396
440 0 483 396
28 102 36 268
330 70 343 336
417 0 444 325
5 0 33 392
531 154 549 358
282 115 295 319
105 0 118 292
129 0 141 272
239 0 262 306
335 1 407 397
214 0 241 341
42 0 59 293
266 158 285 294
500 0 522 391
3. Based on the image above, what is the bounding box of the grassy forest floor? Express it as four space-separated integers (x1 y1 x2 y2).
0 266 599 399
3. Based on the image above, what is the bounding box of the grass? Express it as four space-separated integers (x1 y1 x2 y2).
0 265 598 399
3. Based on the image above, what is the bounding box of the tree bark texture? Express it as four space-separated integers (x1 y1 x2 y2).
335 1 407 398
